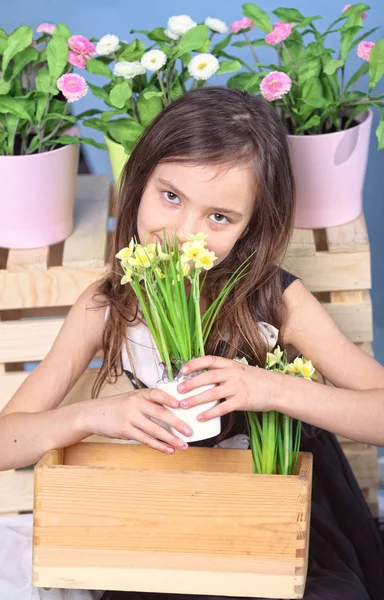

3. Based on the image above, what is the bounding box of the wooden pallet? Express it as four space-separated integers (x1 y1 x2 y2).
0 176 377 514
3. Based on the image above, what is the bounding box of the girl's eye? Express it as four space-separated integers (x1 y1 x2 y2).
162 191 180 204
209 213 229 225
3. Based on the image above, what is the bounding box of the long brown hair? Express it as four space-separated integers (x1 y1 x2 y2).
92 86 296 404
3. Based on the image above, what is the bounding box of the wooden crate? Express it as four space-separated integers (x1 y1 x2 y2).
0 185 377 515
33 443 312 599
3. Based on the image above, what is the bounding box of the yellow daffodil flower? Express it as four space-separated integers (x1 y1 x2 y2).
176 261 191 277
115 238 134 261
195 249 217 270
186 232 208 243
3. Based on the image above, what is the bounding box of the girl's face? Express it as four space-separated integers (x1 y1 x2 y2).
137 162 255 265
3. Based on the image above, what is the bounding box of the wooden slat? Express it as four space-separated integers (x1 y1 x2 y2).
322 290 373 342
62 175 110 269
340 443 378 489
286 228 316 257
0 265 106 310
282 250 371 292
6 247 49 272
326 213 369 253
0 468 34 514
0 318 64 363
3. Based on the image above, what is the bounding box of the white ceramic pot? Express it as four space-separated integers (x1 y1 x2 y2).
156 380 221 443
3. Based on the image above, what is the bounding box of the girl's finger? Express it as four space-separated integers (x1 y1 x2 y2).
129 426 178 454
178 384 228 409
177 369 226 394
197 399 236 422
142 388 180 408
181 355 229 376
145 402 193 438
135 415 189 451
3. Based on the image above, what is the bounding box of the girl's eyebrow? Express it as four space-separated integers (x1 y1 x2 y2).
158 177 244 218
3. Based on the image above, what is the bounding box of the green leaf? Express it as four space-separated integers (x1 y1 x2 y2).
35 92 47 122
175 25 209 56
137 85 163 126
216 60 242 75
179 52 192 66
53 23 71 39
324 59 344 75
0 96 31 120
294 16 322 29
196 39 211 53
369 40 384 91
227 72 260 93
2 25 33 72
35 67 52 93
340 26 361 62
109 81 132 108
148 27 173 42
83 117 108 133
6 114 19 154
298 57 321 82
296 114 321 133
100 108 126 121
47 34 69 81
211 34 233 55
49 135 107 150
130 29 150 36
107 118 144 144
76 108 102 119
11 46 39 79
351 27 379 50
143 91 163 99
88 82 111 104
86 58 112 78
301 78 325 107
0 78 11 95
273 7 305 22
232 38 269 47
170 76 184 101
376 117 384 150
242 3 272 33
0 29 8 54
119 39 146 62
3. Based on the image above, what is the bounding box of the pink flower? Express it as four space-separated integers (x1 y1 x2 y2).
260 71 292 101
57 73 88 103
67 35 96 59
357 40 375 61
230 17 255 34
265 22 294 45
36 22 56 35
342 4 367 19
68 51 87 69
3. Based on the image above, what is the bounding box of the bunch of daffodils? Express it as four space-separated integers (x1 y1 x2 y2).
83 15 242 155
245 346 317 476
116 232 252 381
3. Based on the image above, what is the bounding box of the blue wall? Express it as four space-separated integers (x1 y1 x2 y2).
4 0 384 363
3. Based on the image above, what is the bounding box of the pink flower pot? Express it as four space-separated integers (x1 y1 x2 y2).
0 142 79 249
288 109 373 229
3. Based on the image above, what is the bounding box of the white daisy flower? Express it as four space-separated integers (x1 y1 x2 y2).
96 34 120 56
204 17 228 34
188 53 220 80
113 61 146 79
141 49 167 72
164 28 180 41
167 15 197 37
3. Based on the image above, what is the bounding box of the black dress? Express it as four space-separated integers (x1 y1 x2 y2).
100 271 384 600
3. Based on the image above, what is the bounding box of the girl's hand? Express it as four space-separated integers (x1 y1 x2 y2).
86 389 192 454
176 356 283 421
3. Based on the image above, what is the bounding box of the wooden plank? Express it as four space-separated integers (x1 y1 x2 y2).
0 468 34 514
326 213 369 254
341 443 378 489
0 318 64 363
286 228 316 257
62 175 110 269
322 291 373 342
282 251 371 292
0 266 107 310
6 247 49 272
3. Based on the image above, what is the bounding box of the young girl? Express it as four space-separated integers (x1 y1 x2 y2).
1 87 384 600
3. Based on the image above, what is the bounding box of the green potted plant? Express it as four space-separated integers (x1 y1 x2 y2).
83 15 241 184
115 232 251 442
0 22 103 249
226 3 384 228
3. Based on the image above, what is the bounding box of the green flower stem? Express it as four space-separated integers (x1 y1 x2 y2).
192 271 205 357
281 42 298 77
243 31 262 72
156 72 169 105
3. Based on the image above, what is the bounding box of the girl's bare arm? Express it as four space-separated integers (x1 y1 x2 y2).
0 283 106 470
